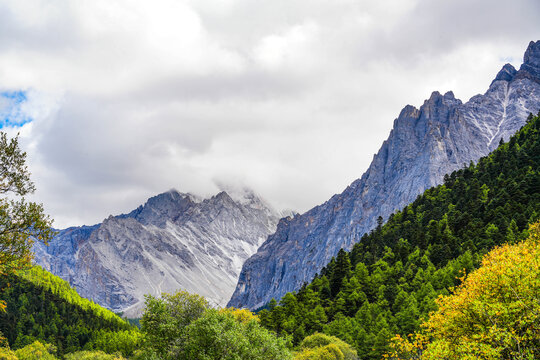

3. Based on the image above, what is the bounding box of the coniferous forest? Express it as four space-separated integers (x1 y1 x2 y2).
0 266 138 356
1 114 539 359
257 112 540 359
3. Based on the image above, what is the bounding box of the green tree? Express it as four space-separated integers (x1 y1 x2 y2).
84 329 141 358
140 291 210 358
294 345 344 360
173 309 291 360
0 133 54 280
330 250 351 297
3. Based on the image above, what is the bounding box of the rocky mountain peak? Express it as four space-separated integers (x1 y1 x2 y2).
425 91 462 108
443 90 455 100
214 190 232 200
214 185 260 207
398 104 419 119
127 189 197 227
523 40 540 68
210 191 237 207
427 90 443 102
416 90 461 125
492 63 517 84
516 40 540 83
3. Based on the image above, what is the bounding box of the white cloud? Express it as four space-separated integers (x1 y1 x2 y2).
253 22 318 69
0 0 537 227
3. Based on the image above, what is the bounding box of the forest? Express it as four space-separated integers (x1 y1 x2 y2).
0 114 539 359
258 112 540 359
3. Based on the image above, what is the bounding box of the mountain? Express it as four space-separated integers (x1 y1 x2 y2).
228 40 540 310
258 113 540 359
33 188 283 316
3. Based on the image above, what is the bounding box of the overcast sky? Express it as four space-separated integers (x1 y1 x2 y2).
0 0 538 228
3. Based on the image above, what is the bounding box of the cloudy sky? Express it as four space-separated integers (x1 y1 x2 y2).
0 0 538 228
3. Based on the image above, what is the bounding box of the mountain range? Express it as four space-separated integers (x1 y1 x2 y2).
34 188 284 316
228 40 540 309
33 40 540 314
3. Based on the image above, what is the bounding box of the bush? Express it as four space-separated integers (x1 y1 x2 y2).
174 309 291 360
65 350 126 359
296 333 358 360
140 291 291 359
14 341 57 360
295 344 344 360
0 347 17 360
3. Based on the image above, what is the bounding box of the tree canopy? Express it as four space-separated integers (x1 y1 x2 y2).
0 132 54 282
387 220 540 359
139 290 291 360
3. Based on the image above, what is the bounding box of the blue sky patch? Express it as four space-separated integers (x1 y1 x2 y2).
0 90 33 129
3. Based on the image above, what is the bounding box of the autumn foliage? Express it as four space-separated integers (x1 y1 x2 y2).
293 333 358 360
219 307 260 324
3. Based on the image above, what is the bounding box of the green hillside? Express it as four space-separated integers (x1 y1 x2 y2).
259 113 540 359
0 265 136 355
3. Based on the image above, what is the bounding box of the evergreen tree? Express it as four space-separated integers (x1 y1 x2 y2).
261 113 540 359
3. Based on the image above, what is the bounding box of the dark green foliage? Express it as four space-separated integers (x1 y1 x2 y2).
330 249 351 297
259 113 540 359
0 266 133 355
126 319 141 328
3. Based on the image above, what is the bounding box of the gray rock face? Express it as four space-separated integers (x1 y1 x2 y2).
34 188 283 316
228 40 540 310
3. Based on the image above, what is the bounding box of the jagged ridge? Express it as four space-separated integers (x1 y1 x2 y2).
228 40 540 309
34 188 283 316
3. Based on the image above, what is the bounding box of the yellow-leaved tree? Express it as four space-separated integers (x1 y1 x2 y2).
219 307 260 323
294 333 358 360
386 220 540 360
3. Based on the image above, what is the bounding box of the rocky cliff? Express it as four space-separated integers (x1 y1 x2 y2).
34 188 282 316
228 40 540 310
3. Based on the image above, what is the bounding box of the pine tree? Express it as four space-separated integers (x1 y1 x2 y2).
330 249 351 297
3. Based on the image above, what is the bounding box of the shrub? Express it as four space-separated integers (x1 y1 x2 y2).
296 333 358 360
